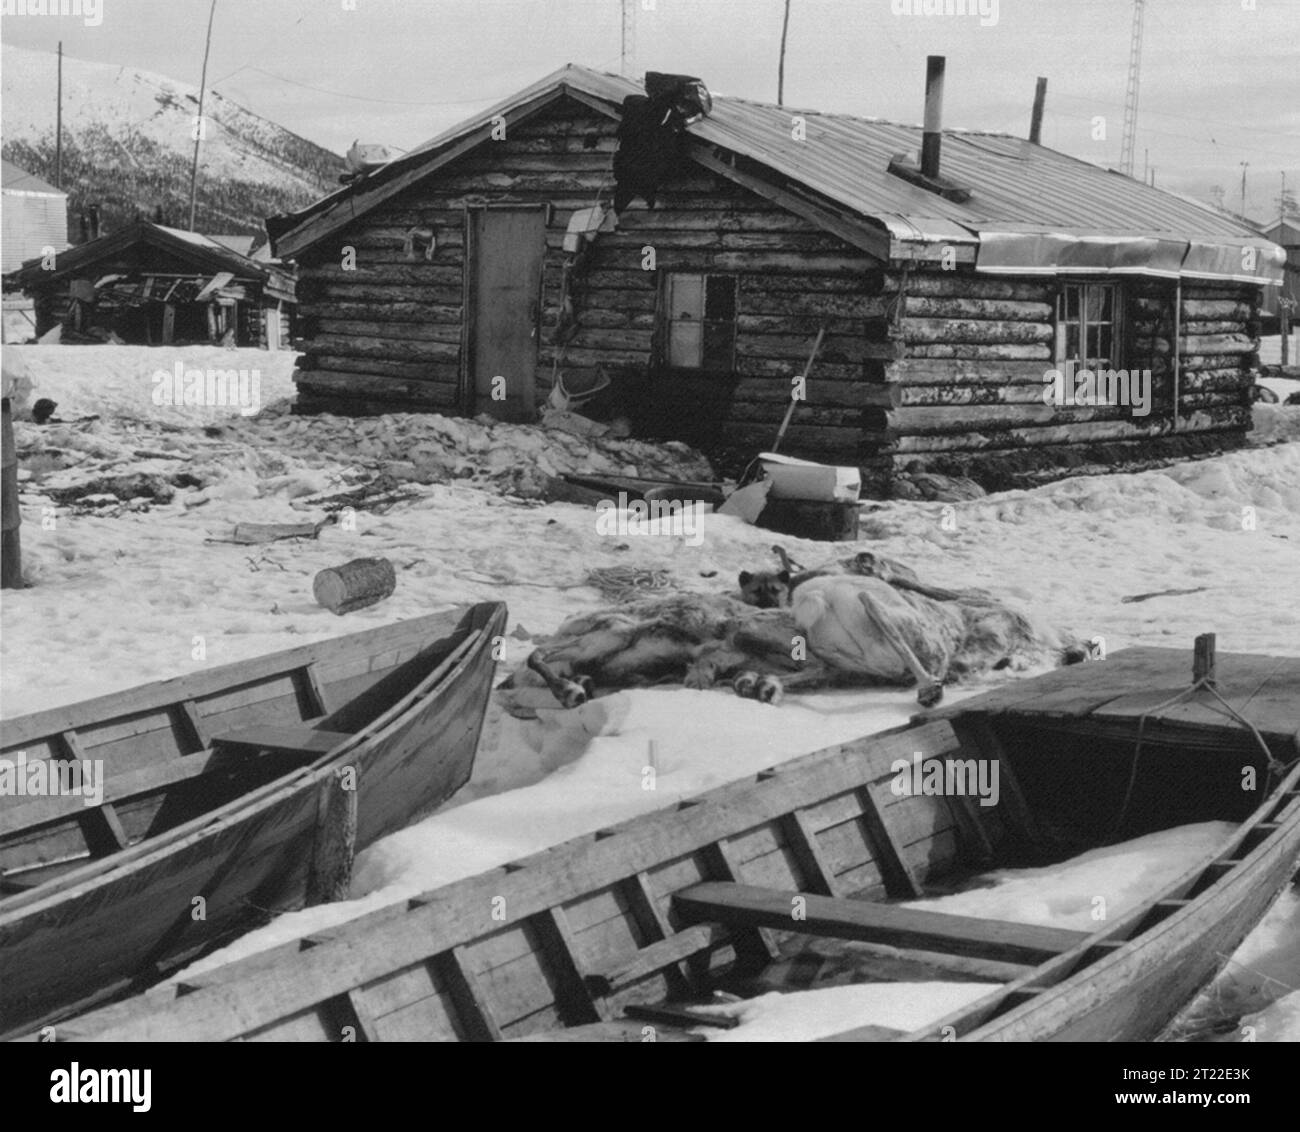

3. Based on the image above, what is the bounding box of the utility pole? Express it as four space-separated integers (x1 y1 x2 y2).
1239 161 1249 217
55 42 63 189
620 0 636 80
188 0 218 232
1120 0 1145 176
778 0 791 106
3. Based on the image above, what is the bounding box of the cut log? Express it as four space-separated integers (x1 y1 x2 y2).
884 274 1053 302
313 558 397 615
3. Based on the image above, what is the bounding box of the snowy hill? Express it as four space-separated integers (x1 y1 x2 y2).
0 44 344 241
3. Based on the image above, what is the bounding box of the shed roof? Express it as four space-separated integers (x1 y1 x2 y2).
269 64 1283 285
1 158 65 198
3 219 294 299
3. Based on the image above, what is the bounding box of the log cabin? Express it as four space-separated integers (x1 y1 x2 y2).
4 220 297 350
266 62 1285 493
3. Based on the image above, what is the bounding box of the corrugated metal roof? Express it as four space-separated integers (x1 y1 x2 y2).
273 64 1283 282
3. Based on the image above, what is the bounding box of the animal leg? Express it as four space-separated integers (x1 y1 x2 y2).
855 592 945 707
526 650 591 709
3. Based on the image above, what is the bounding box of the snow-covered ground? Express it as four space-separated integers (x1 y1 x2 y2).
2 343 1299 1042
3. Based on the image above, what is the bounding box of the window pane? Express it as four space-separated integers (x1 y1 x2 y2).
704 276 737 321
1086 287 1109 322
702 321 734 370
1065 287 1080 320
668 274 703 321
668 321 702 367
1066 324 1080 359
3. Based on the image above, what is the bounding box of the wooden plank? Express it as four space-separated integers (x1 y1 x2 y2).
857 782 923 898
587 923 726 994
342 987 382 1042
783 808 841 896
301 665 333 717
949 716 1043 846
674 883 1090 966
81 803 130 857
531 907 606 1024
210 725 352 757
707 838 781 967
623 1002 739 1030
509 1019 706 1042
175 701 209 752
615 871 692 995
441 946 504 1041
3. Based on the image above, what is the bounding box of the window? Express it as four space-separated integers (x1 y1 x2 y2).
664 273 737 369
1056 282 1120 368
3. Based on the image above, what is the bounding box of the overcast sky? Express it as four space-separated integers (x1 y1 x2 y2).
3 0 1297 222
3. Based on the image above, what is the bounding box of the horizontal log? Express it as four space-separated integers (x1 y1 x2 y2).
1181 390 1244 409
295 370 459 406
736 334 902 362
569 287 658 312
902 296 1055 322
310 319 463 344
1182 299 1252 321
298 301 462 323
615 209 821 233
537 345 648 367
736 313 871 336
738 292 891 319
885 403 1145 435
298 334 460 363
744 274 883 295
571 309 657 331
298 282 465 306
455 153 615 173
884 358 1053 384
351 209 468 229
1178 368 1253 392
303 264 464 287
901 318 1054 345
887 407 1250 453
1181 320 1245 336
310 354 461 382
891 382 1060 408
730 378 894 408
341 226 466 248
737 358 868 382
906 343 1052 360
884 274 1054 302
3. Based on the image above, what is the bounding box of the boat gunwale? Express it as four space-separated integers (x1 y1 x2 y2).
880 758 1300 1043
0 603 506 921
2 604 475 748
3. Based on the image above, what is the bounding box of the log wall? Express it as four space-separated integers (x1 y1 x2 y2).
288 95 1262 491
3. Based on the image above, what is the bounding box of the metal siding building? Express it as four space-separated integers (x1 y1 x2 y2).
1 160 68 275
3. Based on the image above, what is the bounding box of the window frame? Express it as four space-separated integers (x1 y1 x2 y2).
1055 280 1123 370
661 271 738 371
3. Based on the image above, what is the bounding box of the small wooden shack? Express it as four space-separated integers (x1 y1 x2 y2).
4 220 296 349
268 64 1285 491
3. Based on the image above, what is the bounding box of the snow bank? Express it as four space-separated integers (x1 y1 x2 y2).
694 983 995 1042
903 822 1235 931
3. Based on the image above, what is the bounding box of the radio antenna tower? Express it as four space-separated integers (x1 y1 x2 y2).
1120 0 1146 177
621 0 636 79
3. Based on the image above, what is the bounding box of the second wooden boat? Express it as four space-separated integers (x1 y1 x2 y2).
38 644 1300 1043
0 601 507 1037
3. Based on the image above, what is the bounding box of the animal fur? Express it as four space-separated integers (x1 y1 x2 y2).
502 568 1082 712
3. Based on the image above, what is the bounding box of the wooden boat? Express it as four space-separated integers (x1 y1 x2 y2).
42 643 1300 1043
0 601 507 1038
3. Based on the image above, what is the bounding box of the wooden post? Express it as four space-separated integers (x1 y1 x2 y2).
1 398 23 589
161 303 175 344
1193 633 1216 688
1028 77 1047 144
1282 305 1291 367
